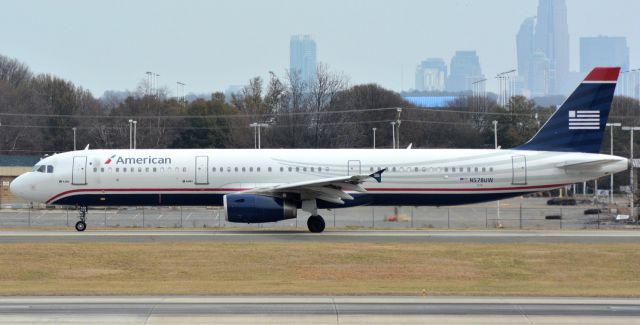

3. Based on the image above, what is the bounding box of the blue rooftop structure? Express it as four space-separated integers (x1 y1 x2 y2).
402 96 458 108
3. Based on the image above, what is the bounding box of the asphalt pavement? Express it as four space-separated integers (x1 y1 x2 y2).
0 296 638 324
1 229 639 243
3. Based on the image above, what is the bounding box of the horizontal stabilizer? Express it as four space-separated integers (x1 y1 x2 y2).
556 159 624 170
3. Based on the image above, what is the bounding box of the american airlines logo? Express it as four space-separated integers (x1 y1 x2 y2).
569 110 600 130
104 155 172 165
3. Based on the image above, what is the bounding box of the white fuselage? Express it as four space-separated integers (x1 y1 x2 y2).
10 148 628 208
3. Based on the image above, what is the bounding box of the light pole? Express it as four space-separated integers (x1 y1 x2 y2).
249 123 269 149
390 122 396 149
372 128 377 149
622 126 640 221
395 108 402 149
492 120 498 149
492 120 500 227
72 127 77 151
128 119 133 149
132 120 137 149
607 123 622 203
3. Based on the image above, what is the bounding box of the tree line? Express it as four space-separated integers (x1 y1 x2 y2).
0 53 639 160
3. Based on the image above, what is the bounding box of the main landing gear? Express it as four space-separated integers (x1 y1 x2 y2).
75 206 88 232
307 215 325 233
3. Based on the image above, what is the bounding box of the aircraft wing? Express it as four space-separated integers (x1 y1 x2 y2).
238 169 386 204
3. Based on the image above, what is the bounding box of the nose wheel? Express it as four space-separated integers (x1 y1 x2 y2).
75 206 88 232
307 215 325 233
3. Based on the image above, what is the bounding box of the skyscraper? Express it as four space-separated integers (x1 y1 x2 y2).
414 58 447 91
533 0 570 94
516 17 536 94
289 35 317 85
580 36 629 73
446 51 484 92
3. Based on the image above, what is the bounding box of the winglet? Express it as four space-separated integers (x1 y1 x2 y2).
369 168 386 183
84 144 90 150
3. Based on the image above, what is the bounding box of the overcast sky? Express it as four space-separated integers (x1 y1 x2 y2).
1 0 638 96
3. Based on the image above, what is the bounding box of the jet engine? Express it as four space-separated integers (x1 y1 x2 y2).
223 194 297 223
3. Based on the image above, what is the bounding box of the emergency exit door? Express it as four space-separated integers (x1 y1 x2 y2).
72 156 87 185
348 160 361 175
511 155 527 185
195 156 209 185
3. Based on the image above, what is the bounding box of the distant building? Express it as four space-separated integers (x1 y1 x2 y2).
289 35 317 85
446 51 484 92
580 36 629 73
516 17 536 94
414 58 447 92
529 51 550 97
533 0 570 94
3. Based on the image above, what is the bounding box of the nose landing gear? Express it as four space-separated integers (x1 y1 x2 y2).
75 206 88 232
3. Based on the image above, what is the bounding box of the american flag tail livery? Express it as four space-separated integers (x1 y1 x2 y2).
515 67 620 154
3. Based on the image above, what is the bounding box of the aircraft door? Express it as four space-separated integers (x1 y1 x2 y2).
195 156 209 185
511 155 527 185
348 160 361 175
72 156 87 185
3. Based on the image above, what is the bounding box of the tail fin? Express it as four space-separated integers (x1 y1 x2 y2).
515 67 620 153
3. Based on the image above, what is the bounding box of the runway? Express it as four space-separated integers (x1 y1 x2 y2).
0 296 639 324
0 229 640 243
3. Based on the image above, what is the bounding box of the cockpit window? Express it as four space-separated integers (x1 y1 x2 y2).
32 165 53 173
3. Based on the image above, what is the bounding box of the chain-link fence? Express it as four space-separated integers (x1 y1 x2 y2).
0 200 634 230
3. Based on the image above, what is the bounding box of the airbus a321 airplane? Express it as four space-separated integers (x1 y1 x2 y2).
10 67 628 232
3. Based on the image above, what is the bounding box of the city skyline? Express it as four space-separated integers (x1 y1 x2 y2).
0 0 637 97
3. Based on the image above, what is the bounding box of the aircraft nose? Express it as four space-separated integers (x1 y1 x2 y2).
9 174 26 198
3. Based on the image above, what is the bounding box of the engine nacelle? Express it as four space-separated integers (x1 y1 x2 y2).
223 194 297 223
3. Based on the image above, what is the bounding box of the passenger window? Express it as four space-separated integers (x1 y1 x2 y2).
280 167 283 172
93 167 97 172
249 167 253 172
153 167 156 172
452 167 456 172
444 167 448 172
145 167 150 172
296 167 299 172
257 167 261 172
475 167 479 172
115 168 119 172
303 167 307 172
182 167 187 172
288 167 292 172
392 167 396 172
268 167 272 172
467 167 471 172
489 167 493 172
242 167 246 172
138 167 142 172
422 167 426 172
123 167 127 172
101 168 105 173
220 167 223 172
235 167 238 172
212 167 216 172
318 167 322 172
